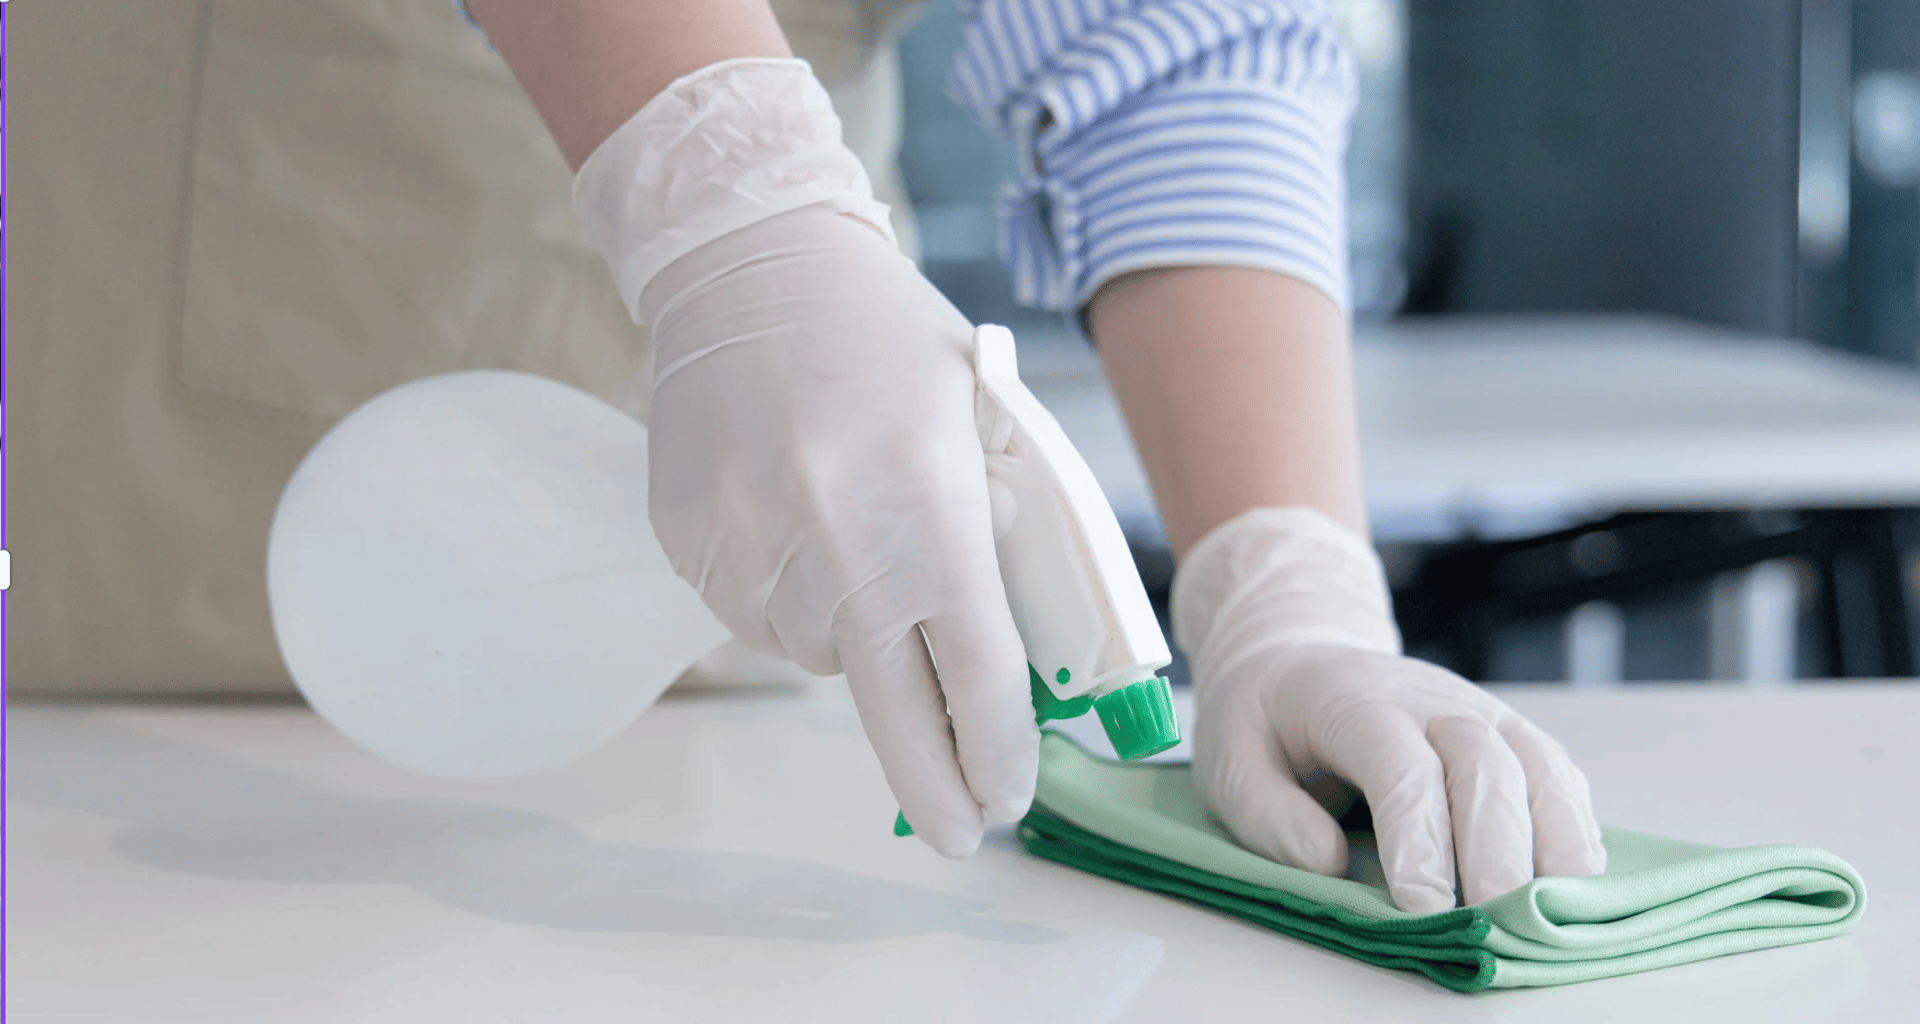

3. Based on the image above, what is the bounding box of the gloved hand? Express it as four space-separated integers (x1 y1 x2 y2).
573 58 1036 858
1173 507 1607 912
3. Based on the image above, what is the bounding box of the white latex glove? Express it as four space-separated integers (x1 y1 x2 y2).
1173 507 1607 912
574 59 1036 857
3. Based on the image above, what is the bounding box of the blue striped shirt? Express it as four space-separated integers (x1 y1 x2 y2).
453 0 1357 314
950 0 1357 314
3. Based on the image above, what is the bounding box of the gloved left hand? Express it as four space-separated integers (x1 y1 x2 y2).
1174 507 1608 913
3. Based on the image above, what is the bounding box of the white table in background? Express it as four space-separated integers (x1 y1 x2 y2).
9 681 1917 1023
1022 312 1920 541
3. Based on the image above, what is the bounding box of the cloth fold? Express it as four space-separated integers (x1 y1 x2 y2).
1022 733 1865 991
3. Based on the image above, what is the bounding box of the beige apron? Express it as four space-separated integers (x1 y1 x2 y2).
6 0 922 697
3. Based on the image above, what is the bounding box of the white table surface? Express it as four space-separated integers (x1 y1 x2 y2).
8 682 1917 1023
1022 313 1920 541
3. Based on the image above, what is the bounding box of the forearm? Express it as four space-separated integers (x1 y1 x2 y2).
941 0 1363 553
464 0 791 170
1088 267 1368 558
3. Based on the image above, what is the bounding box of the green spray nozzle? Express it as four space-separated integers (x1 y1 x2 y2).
895 664 1179 837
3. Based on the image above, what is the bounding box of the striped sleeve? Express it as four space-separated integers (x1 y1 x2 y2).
949 0 1358 314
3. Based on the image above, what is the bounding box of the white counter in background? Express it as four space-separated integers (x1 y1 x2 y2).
1020 313 1920 543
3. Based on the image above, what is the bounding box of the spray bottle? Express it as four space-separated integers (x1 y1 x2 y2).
968 326 1177 748
267 325 1179 806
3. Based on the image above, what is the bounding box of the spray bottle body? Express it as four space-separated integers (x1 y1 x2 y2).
268 326 1180 790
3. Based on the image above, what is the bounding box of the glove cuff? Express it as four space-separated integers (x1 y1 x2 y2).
572 57 897 326
1171 507 1402 682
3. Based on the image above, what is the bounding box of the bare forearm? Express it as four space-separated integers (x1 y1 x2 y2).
464 0 791 170
1088 267 1367 558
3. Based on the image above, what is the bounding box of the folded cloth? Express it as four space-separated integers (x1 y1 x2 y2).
1021 733 1866 991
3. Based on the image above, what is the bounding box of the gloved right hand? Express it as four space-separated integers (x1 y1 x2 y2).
1174 507 1607 912
573 58 1038 858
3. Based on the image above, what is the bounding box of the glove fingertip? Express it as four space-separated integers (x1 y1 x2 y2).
1538 833 1608 879
899 796 986 859
923 822 985 860
1394 883 1460 916
982 787 1035 825
1225 780 1351 877
1287 817 1350 877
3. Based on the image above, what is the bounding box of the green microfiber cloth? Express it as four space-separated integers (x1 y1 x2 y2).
1021 733 1865 991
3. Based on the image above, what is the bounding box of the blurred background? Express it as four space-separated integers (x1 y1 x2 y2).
7 0 1920 697
896 0 1920 686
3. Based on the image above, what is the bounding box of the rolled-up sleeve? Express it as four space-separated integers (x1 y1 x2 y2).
949 0 1359 314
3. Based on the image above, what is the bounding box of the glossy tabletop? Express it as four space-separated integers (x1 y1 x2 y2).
8 681 1918 1023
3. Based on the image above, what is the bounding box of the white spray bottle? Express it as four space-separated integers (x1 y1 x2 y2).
267 325 1178 793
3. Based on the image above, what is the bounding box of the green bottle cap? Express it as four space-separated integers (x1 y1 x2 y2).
1093 676 1181 761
